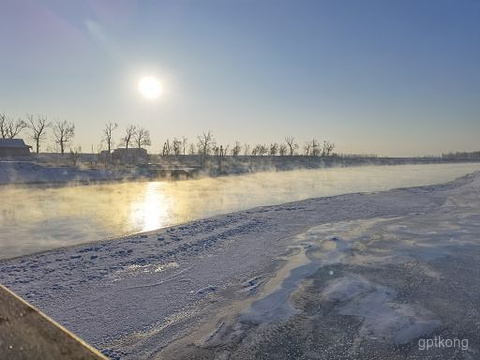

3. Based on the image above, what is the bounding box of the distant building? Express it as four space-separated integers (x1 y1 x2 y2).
112 147 148 163
98 150 111 163
0 139 31 157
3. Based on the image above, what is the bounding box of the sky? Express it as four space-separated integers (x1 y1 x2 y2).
1 0 479 156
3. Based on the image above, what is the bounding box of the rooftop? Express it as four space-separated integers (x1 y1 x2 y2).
0 139 29 148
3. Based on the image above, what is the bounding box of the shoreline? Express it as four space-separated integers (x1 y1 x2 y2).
0 169 476 263
2 163 479 263
1 156 480 187
0 171 479 359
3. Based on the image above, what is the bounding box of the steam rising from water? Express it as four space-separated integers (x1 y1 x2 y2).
1 163 479 259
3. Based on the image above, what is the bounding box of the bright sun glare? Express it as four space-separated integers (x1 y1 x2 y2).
138 76 163 99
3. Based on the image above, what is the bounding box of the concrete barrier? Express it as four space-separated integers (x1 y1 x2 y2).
0 285 107 360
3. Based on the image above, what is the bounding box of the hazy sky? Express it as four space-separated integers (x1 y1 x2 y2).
1 0 479 156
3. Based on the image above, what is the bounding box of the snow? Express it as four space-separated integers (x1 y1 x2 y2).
0 161 123 184
0 170 479 359
323 274 441 345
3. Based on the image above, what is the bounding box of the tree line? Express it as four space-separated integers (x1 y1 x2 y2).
159 131 336 157
1 113 336 159
442 151 480 160
101 124 336 158
1 113 75 155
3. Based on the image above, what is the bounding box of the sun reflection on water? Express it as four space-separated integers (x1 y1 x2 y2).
129 182 171 232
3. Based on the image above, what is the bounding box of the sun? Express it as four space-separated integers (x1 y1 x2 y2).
138 76 162 99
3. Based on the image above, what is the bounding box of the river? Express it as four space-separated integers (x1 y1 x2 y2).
1 163 479 259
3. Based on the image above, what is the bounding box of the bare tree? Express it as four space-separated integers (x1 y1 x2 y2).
261 144 268 156
181 137 188 155
103 121 118 154
243 143 251 156
0 114 27 139
188 143 196 155
172 137 182 155
134 127 151 149
231 141 241 157
53 120 75 155
69 146 82 167
0 113 6 138
279 143 287 156
27 114 50 154
122 125 136 150
214 144 228 157
269 143 278 156
304 141 312 156
162 139 171 156
322 140 336 157
197 131 215 167
311 139 321 156
9 118 26 138
217 144 229 170
255 144 268 156
285 136 298 156
118 125 136 163
219 144 229 157
197 131 215 156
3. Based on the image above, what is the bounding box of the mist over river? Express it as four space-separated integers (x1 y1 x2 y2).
1 163 479 260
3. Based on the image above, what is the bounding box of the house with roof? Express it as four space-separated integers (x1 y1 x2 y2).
0 139 32 157
112 147 148 164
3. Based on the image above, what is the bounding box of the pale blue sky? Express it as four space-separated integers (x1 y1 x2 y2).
1 0 479 156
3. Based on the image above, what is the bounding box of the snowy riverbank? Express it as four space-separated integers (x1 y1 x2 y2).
2 157 480 185
1 171 480 359
0 160 144 185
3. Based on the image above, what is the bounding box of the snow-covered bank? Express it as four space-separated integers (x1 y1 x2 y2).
2 157 480 186
1 171 480 359
0 160 148 185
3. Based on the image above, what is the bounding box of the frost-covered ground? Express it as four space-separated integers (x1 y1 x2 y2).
0 160 136 184
1 171 479 359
